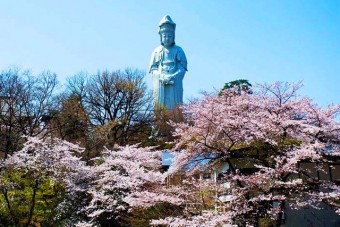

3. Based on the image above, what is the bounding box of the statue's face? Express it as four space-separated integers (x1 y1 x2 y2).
161 32 175 48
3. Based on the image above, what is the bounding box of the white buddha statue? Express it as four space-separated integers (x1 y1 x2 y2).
149 15 187 110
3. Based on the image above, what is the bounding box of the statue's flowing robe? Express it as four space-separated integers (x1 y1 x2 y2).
149 45 187 110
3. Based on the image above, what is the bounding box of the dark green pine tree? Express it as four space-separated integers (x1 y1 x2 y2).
220 79 252 95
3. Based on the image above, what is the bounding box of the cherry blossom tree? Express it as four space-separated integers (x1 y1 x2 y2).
157 81 340 226
80 144 182 226
0 137 91 226
1 81 338 227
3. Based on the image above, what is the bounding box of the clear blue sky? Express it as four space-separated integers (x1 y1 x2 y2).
0 0 339 107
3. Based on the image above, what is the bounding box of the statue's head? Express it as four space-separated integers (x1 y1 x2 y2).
159 15 176 47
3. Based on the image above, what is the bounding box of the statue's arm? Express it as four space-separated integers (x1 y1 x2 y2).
167 47 187 82
177 47 188 72
149 48 161 74
170 66 186 80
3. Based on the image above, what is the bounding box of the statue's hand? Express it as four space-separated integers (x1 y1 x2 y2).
162 76 174 85
166 80 174 85
160 76 167 84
